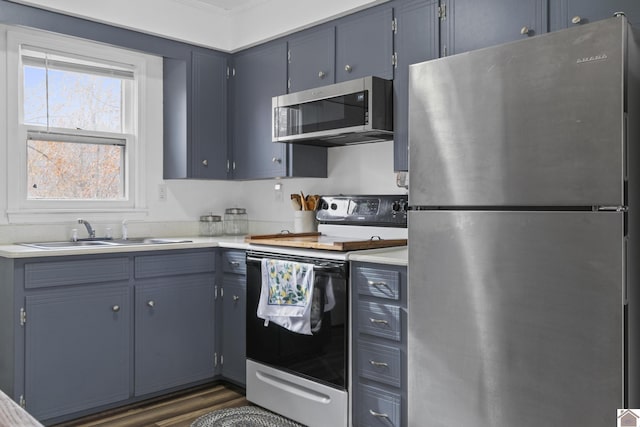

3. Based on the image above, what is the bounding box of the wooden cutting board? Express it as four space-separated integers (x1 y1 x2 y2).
245 232 407 251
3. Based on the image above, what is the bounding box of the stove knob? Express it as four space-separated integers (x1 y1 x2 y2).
320 201 329 210
392 201 401 212
330 203 338 210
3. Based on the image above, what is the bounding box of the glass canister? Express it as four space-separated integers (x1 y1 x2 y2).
199 213 223 236
224 208 248 235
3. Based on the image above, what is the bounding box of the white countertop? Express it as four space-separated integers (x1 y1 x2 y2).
348 246 408 266
0 236 408 265
0 236 250 259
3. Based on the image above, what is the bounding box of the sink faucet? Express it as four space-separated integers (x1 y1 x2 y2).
77 219 96 239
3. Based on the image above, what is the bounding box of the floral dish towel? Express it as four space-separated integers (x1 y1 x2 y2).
257 258 315 335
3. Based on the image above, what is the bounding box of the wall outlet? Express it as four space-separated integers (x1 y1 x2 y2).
158 183 167 201
274 182 284 202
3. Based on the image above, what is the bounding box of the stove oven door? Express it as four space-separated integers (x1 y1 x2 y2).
245 252 348 390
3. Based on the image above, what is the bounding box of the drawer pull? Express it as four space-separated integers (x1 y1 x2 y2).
369 318 389 325
368 280 391 290
369 360 389 367
229 261 241 267
369 409 390 419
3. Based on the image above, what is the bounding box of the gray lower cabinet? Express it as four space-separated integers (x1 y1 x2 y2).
0 249 218 425
220 250 246 386
134 275 216 395
351 262 407 427
25 283 130 421
134 251 217 395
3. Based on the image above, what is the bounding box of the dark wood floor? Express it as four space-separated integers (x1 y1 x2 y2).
51 383 249 427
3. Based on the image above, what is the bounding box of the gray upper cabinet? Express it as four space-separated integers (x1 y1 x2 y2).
191 52 228 179
230 42 327 180
551 0 639 29
336 6 395 82
288 27 336 92
392 0 440 172
441 0 548 55
231 42 288 179
164 51 229 179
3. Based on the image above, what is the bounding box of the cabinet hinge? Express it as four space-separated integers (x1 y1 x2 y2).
19 308 26 326
287 78 291 90
221 287 224 298
392 52 398 68
438 4 447 20
19 395 26 408
226 66 230 79
214 352 218 368
391 17 397 34
214 285 218 300
221 354 224 366
226 160 230 173
287 49 291 63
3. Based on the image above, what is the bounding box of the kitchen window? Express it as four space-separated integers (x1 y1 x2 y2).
3 26 159 221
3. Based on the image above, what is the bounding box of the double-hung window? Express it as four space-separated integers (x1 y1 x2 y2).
22 47 133 201
4 26 155 221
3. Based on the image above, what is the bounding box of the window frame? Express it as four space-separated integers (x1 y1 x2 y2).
4 26 152 223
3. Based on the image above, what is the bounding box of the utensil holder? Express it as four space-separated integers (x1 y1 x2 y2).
294 211 317 233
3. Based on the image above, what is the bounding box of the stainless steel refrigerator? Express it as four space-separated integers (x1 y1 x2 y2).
407 16 640 426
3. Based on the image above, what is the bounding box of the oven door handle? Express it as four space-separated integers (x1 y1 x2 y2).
247 256 346 275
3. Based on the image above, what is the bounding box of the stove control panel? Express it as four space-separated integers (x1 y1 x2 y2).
316 195 407 227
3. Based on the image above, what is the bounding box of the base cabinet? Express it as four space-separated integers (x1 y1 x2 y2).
0 249 217 425
220 250 247 386
351 262 407 427
25 284 130 421
135 275 216 396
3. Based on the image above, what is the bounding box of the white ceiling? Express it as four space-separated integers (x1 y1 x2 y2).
8 0 388 51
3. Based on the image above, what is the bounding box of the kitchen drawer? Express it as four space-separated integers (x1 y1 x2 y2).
358 300 401 341
135 250 215 278
357 339 402 388
357 384 401 427
222 251 246 275
354 266 400 300
25 257 129 289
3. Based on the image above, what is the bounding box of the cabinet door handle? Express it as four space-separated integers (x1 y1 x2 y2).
369 360 389 367
112 305 120 312
520 26 530 35
272 157 282 164
202 159 208 166
233 295 240 301
147 300 155 308
369 318 389 325
344 64 352 73
571 15 582 24
368 280 391 291
369 409 390 419
318 71 326 79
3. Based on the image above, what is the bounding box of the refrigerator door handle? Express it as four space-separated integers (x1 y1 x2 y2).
596 206 628 212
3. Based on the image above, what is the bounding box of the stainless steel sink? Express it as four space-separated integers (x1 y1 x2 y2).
19 238 193 249
110 238 193 245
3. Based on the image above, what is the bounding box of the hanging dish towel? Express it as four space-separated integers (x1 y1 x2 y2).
257 258 315 335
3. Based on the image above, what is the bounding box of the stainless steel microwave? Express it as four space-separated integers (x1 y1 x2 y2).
272 76 393 146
